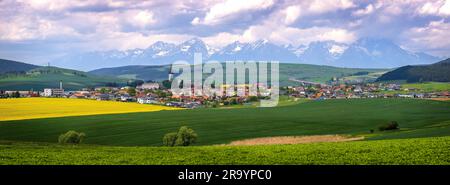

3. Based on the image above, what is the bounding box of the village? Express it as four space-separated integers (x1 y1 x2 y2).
283 81 449 99
1 77 449 109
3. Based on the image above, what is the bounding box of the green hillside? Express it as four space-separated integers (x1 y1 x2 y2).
1 136 448 165
0 59 39 74
89 65 171 82
90 63 388 86
278 64 387 85
0 66 128 91
377 58 450 83
0 99 448 146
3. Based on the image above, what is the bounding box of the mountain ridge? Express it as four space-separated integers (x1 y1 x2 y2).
52 38 441 71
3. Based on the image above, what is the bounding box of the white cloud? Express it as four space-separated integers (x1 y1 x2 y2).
353 4 374 16
191 17 200 25
329 44 348 55
195 0 275 25
284 5 302 25
201 22 356 48
202 32 243 48
417 0 450 16
404 19 450 56
130 10 156 28
93 33 191 51
439 0 450 15
317 28 356 43
0 15 79 41
2 0 450 59
240 23 356 47
308 0 356 14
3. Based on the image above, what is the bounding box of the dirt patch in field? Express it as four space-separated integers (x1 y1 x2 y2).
430 98 450 102
227 135 364 146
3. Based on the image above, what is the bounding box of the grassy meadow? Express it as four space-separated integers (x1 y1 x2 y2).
0 98 449 146
0 98 180 121
380 82 450 95
402 82 450 92
1 97 449 165
0 136 448 165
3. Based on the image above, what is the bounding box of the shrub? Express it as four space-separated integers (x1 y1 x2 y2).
175 126 198 146
378 121 399 131
163 132 177 147
162 126 198 147
58 130 86 144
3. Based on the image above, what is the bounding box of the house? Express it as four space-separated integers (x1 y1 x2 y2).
120 95 134 102
353 86 363 93
95 94 110 101
397 94 414 98
137 97 158 104
166 101 183 107
43 88 64 97
4 91 36 97
137 83 160 90
184 102 202 109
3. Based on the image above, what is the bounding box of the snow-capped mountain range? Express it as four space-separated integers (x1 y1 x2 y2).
52 38 441 71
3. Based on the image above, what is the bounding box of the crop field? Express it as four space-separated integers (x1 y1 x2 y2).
380 82 450 95
0 98 180 121
402 82 450 92
0 99 449 146
0 136 448 165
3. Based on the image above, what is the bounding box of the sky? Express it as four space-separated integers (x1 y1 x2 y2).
0 0 449 65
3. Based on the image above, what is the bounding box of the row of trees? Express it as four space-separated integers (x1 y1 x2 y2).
0 91 21 98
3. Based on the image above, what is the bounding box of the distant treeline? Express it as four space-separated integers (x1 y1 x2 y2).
377 58 450 83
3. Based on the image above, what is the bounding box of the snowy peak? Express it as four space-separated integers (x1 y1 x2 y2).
145 41 176 58
176 38 208 56
148 41 176 51
250 39 269 49
52 37 441 71
216 41 247 55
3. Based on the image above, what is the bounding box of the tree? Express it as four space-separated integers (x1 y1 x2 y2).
99 88 108 94
249 96 258 102
127 87 136 96
127 80 144 87
378 121 399 131
175 126 198 146
162 126 198 147
163 132 177 146
13 91 20 98
58 130 86 144
162 80 172 89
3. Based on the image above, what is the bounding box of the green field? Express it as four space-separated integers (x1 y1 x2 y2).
379 82 450 95
0 136 448 165
402 82 450 92
0 99 449 146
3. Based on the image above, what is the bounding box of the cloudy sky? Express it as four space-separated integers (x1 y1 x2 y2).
0 0 449 65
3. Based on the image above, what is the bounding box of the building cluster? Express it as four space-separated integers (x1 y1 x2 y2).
285 82 449 99
1 79 449 108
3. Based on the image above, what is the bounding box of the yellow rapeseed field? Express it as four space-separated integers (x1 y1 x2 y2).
0 98 180 121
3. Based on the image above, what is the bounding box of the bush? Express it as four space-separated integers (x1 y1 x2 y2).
58 130 86 144
163 132 177 146
175 126 198 146
162 126 198 147
378 121 399 131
